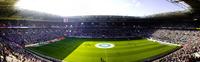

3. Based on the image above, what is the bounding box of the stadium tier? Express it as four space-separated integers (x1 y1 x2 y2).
0 16 200 62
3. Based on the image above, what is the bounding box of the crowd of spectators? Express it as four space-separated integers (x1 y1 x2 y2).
151 29 200 62
0 28 66 62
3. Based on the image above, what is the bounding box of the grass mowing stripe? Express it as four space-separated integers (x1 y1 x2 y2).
76 41 158 50
78 42 160 52
104 45 176 62
103 44 167 57
28 39 85 59
130 45 178 62
114 42 159 49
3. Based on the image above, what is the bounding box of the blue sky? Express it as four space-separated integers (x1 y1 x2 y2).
15 0 189 17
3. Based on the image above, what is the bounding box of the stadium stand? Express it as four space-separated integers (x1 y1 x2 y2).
1 0 200 62
0 16 200 62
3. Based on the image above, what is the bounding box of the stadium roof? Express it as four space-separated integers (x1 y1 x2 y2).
15 0 190 17
180 0 200 17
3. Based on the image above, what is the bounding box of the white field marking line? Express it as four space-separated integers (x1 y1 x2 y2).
25 38 61 47
26 49 61 62
147 38 181 46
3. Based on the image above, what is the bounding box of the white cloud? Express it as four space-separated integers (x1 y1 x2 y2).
134 2 141 8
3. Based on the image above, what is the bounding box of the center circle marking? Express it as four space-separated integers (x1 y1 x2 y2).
95 43 115 49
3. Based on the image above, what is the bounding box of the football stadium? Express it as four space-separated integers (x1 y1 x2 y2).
1 0 200 62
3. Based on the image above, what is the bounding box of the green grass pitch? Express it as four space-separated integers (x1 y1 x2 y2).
27 38 179 62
